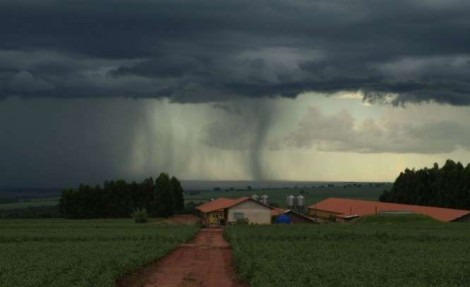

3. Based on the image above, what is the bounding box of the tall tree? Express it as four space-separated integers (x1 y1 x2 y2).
154 173 174 217
59 173 182 219
170 176 184 212
380 160 470 210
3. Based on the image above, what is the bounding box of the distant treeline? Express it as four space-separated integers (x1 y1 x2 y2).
380 160 470 210
59 173 184 219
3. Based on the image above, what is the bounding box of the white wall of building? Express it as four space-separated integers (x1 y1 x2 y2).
227 200 271 224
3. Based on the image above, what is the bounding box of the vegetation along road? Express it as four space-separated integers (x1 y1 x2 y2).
0 219 198 287
224 216 470 287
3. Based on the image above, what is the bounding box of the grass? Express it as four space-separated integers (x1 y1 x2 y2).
0 219 199 287
224 222 470 287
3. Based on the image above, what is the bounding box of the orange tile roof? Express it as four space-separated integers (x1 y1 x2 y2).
196 197 250 213
308 198 470 222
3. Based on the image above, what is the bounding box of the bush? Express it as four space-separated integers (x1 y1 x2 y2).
131 208 149 223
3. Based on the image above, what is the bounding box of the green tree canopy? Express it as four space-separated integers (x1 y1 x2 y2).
59 173 184 219
380 160 470 210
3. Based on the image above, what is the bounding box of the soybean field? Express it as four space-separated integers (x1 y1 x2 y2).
224 219 470 287
0 219 199 287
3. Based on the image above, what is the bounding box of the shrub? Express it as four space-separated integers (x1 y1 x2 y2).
131 208 149 223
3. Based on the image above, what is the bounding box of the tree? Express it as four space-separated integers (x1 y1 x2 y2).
380 160 470 210
154 173 174 217
59 173 183 219
170 176 184 212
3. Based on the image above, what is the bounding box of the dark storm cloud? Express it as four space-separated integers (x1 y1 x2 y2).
1 0 470 104
0 97 147 187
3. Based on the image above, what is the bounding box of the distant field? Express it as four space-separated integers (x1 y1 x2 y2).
0 188 61 199
0 197 59 210
0 219 199 287
225 219 470 287
1 183 390 212
185 183 391 207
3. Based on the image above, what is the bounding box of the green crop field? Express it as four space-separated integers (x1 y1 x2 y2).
0 197 59 210
185 183 391 207
0 219 199 287
225 218 470 287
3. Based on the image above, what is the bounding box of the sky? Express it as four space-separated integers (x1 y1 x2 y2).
1 0 470 187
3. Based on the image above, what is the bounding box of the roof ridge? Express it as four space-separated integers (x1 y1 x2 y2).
308 197 470 222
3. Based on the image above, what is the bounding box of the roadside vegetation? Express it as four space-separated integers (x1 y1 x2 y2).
0 219 199 287
225 222 470 287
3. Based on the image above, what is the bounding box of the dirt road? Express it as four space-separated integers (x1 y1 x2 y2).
117 228 246 287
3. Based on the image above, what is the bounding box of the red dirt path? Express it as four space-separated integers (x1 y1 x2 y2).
117 228 247 287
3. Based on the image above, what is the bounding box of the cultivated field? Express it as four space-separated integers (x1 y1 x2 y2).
0 219 199 287
224 218 470 287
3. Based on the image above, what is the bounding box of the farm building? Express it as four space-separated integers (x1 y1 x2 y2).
308 198 470 222
271 207 286 217
272 208 317 224
196 197 272 226
284 210 317 223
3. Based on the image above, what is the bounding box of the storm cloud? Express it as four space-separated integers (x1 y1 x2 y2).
2 0 470 187
1 0 470 104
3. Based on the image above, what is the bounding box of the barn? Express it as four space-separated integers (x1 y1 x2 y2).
196 197 272 226
308 198 470 222
284 210 317 223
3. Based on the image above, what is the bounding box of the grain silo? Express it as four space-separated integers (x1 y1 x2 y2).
260 194 269 205
296 195 305 213
287 195 295 209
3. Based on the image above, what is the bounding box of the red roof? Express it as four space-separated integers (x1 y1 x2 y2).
196 197 250 213
308 198 470 222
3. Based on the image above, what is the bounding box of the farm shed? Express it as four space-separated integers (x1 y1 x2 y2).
271 207 286 217
196 197 272 226
227 199 272 224
271 208 317 224
283 210 317 224
455 213 470 222
308 198 470 222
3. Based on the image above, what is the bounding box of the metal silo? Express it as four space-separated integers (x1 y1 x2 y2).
296 195 305 207
287 195 295 208
296 195 305 213
260 194 269 205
